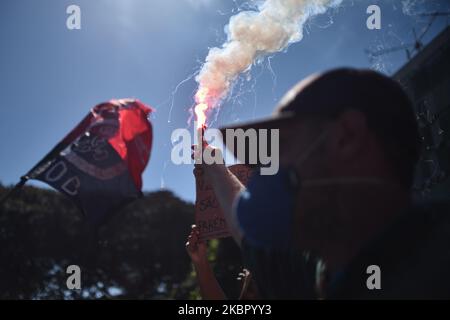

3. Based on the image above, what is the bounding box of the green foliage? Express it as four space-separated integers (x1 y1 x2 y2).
0 183 242 299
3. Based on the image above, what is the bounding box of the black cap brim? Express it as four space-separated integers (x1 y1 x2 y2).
218 112 295 165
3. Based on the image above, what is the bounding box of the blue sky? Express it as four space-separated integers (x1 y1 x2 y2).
0 0 449 202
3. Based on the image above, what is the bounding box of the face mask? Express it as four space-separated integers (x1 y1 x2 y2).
235 129 394 249
235 130 329 249
236 166 299 249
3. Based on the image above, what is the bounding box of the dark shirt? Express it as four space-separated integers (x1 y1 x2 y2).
329 201 450 299
242 201 450 299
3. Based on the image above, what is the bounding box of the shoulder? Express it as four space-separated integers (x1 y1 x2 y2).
330 200 450 299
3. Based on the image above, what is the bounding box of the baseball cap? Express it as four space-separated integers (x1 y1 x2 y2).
219 68 420 186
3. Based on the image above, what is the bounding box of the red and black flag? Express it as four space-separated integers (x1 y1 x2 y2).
19 99 153 226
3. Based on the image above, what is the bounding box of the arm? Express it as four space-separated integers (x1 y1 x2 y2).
192 143 245 245
186 225 226 300
204 162 245 245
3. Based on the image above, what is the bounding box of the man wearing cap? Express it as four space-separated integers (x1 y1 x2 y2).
197 68 450 299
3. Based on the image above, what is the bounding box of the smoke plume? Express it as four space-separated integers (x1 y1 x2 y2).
194 0 343 119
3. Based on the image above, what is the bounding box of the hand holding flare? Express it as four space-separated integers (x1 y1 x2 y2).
194 87 210 130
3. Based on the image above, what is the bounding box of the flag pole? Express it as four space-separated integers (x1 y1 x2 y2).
0 139 76 207
0 112 93 208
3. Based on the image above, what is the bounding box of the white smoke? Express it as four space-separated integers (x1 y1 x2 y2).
401 0 425 16
195 0 343 107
